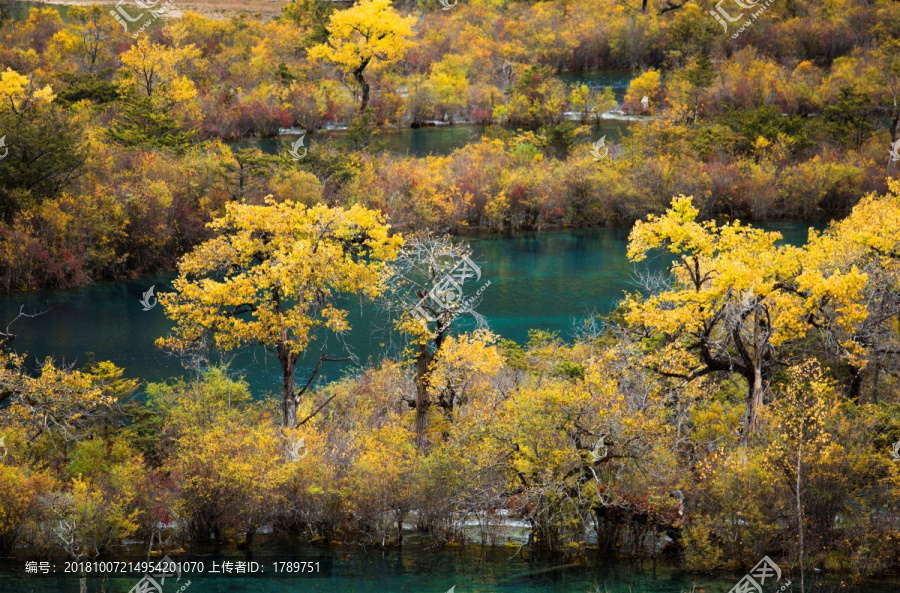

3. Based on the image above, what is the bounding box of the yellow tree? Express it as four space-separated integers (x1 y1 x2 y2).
625 196 866 440
52 6 117 73
118 38 200 101
0 352 135 444
308 0 415 111
624 68 663 113
0 68 55 113
117 38 202 128
157 199 402 428
799 180 900 401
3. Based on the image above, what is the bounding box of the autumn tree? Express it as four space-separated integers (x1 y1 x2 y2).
157 199 402 428
863 40 900 173
764 362 836 592
114 38 202 131
118 38 200 100
0 68 85 222
0 353 134 439
625 196 866 440
145 370 284 542
308 0 415 111
281 0 336 45
799 180 900 401
61 5 117 73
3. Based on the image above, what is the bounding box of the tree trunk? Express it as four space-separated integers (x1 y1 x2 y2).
354 61 371 112
889 101 899 176
281 353 298 428
873 363 881 404
414 341 432 449
848 364 862 404
741 367 764 443
797 425 805 593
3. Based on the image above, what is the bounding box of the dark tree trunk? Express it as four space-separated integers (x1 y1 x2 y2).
848 364 862 404
889 102 900 176
354 60 371 112
280 347 298 428
741 366 765 443
414 341 432 448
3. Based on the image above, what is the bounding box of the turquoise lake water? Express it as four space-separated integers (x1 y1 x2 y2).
264 117 636 159
0 225 819 396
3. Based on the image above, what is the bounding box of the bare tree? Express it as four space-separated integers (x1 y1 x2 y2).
378 233 489 448
0 304 47 350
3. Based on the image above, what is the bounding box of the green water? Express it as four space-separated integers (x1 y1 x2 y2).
253 70 639 157
254 119 634 159
558 69 636 99
0 225 818 395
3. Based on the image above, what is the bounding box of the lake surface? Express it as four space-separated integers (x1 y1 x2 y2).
1 542 897 593
558 69 637 98
0 225 818 397
256 119 636 159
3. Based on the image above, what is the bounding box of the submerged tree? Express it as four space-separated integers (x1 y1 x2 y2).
157 199 402 428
